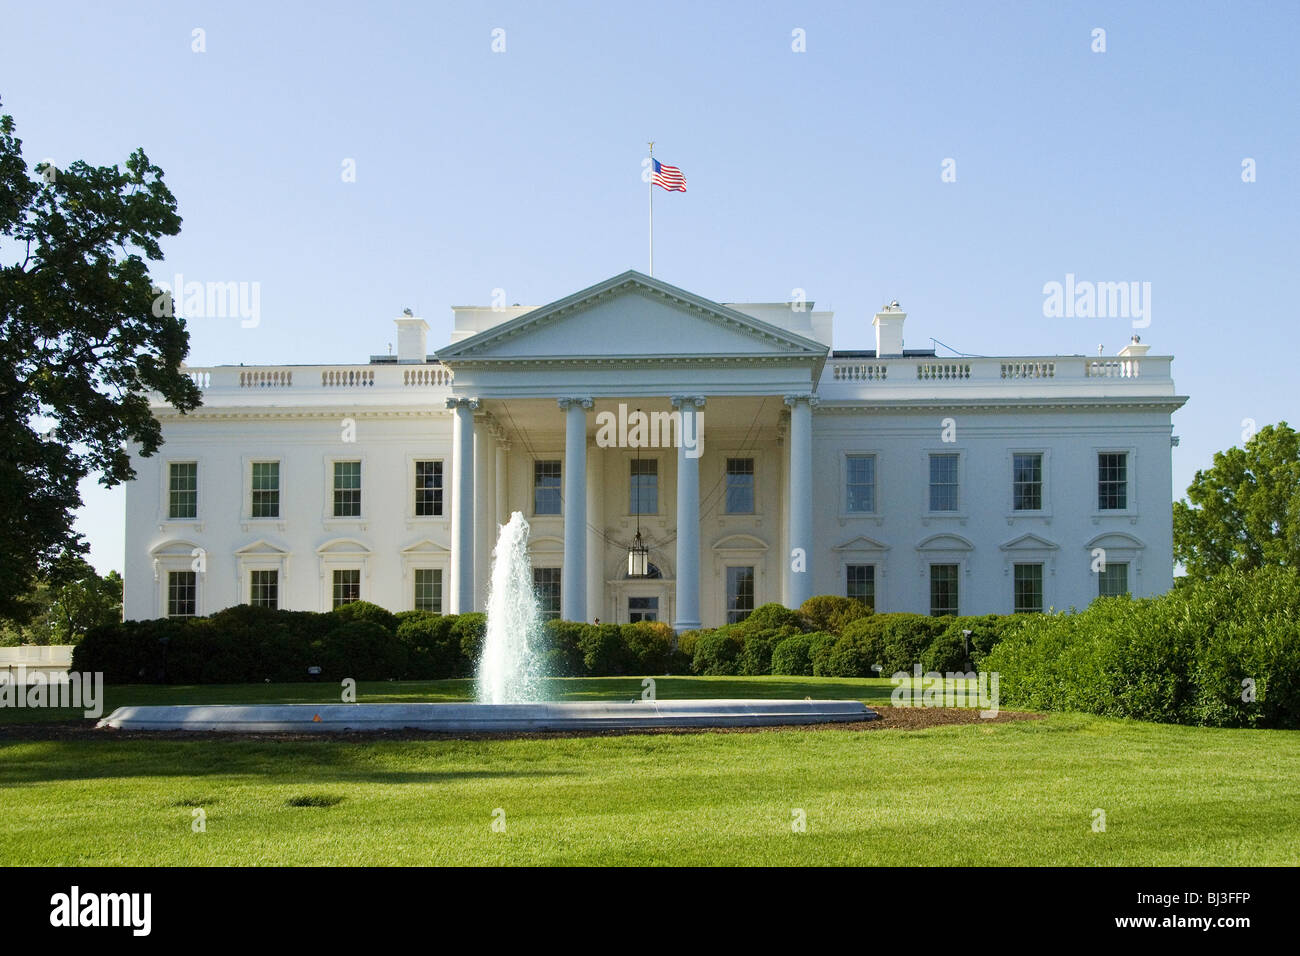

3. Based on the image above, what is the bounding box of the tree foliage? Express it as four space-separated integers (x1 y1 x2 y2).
0 558 122 645
1173 422 1300 580
0 97 201 618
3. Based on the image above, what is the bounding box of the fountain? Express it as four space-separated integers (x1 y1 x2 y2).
98 514 876 732
476 512 544 704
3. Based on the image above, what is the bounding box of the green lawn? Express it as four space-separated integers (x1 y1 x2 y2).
0 675 903 723
2 677 1298 866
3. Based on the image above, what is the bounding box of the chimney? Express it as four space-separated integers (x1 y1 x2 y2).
1117 334 1149 358
394 312 429 364
873 301 906 356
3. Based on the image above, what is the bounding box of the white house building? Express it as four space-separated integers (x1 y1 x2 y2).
123 270 1187 630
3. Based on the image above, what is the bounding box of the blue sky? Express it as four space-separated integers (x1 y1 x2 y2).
3 0 1296 574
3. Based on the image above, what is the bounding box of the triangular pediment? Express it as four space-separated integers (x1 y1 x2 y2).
999 533 1060 552
400 538 450 555
833 535 891 553
436 271 828 366
235 538 290 556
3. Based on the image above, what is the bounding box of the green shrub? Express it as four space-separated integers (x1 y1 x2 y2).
799 595 873 634
451 612 487 666
692 626 744 675
580 623 633 675
330 600 397 636
313 619 409 681
395 613 465 679
542 620 587 677
621 620 681 674
984 567 1300 728
771 631 836 676
676 629 705 661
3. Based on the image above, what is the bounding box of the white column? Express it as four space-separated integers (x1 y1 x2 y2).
586 444 604 623
672 395 705 632
447 397 478 614
495 439 509 527
473 417 491 610
784 393 815 608
559 397 592 621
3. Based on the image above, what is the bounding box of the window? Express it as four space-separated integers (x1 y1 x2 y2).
251 461 280 518
1098 453 1128 510
929 454 959 512
250 569 278 609
534 460 562 515
332 568 360 608
414 568 443 613
167 570 197 617
1014 563 1044 613
1098 562 1129 598
630 459 658 514
628 596 658 623
415 460 444 517
930 564 958 616
725 458 755 514
726 566 755 624
846 564 875 608
1012 453 1042 511
333 461 361 517
168 462 197 519
533 567 561 620
846 455 876 513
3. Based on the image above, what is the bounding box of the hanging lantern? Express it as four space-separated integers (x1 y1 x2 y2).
627 530 649 578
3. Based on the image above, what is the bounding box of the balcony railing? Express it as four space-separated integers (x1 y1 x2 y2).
169 362 455 406
822 354 1173 395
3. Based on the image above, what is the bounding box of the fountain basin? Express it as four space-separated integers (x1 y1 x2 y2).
96 699 876 733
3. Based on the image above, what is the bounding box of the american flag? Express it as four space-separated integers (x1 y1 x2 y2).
652 158 686 192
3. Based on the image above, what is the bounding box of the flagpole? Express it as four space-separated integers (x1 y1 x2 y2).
648 140 654 277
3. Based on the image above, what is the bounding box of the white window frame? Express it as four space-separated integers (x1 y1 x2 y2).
1093 447 1139 519
1007 448 1051 517
841 450 881 518
923 449 967 519
324 455 367 527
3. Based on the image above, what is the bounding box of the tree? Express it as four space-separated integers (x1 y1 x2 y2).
1173 422 1300 580
0 97 201 619
0 559 123 645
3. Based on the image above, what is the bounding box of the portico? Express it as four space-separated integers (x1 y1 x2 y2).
434 271 830 630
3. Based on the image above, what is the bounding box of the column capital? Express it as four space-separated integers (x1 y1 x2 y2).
782 393 819 408
670 395 707 409
557 396 594 410
446 397 481 410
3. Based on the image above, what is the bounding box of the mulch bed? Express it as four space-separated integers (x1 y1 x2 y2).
0 706 1040 743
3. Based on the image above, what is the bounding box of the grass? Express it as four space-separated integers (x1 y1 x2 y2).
0 675 904 723
2 676 1298 865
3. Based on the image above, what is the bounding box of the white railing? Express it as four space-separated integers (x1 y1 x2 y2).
821 354 1167 391
916 362 972 380
1001 361 1056 379
403 366 454 386
832 362 888 381
173 363 454 396
240 369 292 388
322 368 374 387
1084 359 1141 378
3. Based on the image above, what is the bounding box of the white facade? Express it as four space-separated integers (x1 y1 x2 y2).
123 271 1186 629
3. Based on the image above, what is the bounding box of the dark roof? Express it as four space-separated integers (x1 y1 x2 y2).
831 348 936 358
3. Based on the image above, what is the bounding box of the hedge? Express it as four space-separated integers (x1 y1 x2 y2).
983 567 1300 728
